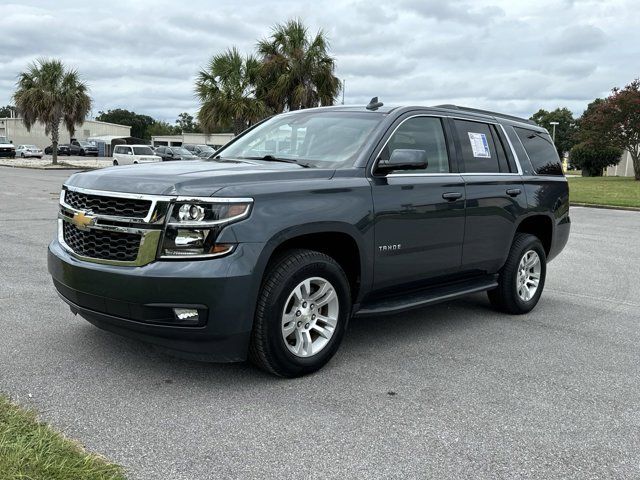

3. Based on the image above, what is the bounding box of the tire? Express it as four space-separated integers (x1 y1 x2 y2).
488 233 547 314
20 152 25 158
133 161 138 164
80 149 85 156
249 249 351 377
113 160 118 166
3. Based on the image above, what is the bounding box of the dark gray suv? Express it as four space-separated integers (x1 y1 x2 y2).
48 102 570 377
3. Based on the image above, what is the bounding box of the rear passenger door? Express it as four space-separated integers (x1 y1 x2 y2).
452 119 528 273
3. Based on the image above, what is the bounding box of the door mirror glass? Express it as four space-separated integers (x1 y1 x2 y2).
378 149 427 173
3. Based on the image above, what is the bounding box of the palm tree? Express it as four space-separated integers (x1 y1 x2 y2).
196 48 266 136
13 59 91 165
257 19 341 112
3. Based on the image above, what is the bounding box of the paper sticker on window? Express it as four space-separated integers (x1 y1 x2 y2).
468 132 491 158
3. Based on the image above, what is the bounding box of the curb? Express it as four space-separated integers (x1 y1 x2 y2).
0 163 99 171
570 202 640 212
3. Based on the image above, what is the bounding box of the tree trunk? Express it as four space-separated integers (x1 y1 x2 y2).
233 117 245 136
51 120 60 165
630 150 640 181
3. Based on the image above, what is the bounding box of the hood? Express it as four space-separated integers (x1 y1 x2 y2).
65 159 335 196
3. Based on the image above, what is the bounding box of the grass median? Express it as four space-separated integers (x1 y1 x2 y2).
568 176 640 208
0 395 125 480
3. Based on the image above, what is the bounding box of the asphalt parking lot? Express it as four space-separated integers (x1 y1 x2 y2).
1 166 639 480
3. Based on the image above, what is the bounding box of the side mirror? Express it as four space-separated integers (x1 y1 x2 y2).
377 149 427 174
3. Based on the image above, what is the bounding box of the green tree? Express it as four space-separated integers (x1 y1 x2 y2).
196 47 266 135
0 105 15 118
579 79 640 180
13 58 91 164
257 19 341 112
147 120 179 137
95 108 154 140
529 107 577 158
569 143 622 176
175 112 201 133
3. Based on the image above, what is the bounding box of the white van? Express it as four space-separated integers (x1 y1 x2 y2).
113 145 161 165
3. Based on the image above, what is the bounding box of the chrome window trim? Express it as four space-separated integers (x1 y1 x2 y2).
370 114 525 178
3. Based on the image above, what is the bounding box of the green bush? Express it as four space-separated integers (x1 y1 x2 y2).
569 143 622 176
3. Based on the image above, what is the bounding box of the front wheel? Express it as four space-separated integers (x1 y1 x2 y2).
249 249 351 377
20 152 25 158
113 160 118 166
488 233 547 314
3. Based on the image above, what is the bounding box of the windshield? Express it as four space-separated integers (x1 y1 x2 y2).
78 141 94 147
172 147 193 155
133 146 154 155
217 111 384 168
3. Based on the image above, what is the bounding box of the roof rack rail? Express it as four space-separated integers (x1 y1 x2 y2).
434 104 537 126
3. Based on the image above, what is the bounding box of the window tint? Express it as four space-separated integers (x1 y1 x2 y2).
379 116 450 173
454 120 506 173
514 127 563 175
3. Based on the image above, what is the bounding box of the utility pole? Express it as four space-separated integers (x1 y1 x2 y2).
550 121 559 142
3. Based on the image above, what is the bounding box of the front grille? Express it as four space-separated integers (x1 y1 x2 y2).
64 190 151 218
62 222 141 262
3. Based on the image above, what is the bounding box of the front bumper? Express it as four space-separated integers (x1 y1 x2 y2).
48 239 264 362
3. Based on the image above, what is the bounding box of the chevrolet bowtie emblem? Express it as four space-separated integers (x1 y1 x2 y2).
71 212 95 230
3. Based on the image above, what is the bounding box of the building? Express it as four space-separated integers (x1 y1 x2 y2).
151 132 234 149
606 150 636 177
0 117 131 150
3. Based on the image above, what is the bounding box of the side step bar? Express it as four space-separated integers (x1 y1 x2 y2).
354 275 498 317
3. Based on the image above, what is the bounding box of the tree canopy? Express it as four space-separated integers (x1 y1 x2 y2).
13 58 91 164
95 108 154 139
529 107 577 157
579 79 640 180
196 48 266 135
0 105 15 118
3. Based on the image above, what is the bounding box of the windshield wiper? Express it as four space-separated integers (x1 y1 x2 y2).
239 155 312 168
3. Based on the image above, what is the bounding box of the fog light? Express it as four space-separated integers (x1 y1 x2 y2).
173 308 199 322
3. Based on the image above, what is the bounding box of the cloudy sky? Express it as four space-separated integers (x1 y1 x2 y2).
1 0 637 123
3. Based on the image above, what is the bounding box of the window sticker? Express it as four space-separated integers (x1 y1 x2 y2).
468 132 491 158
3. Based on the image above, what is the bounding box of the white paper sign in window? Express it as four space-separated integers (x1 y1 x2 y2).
468 132 491 158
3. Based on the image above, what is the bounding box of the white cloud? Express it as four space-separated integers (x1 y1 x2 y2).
0 0 637 122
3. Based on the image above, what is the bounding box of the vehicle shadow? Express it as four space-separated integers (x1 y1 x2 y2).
60 292 502 386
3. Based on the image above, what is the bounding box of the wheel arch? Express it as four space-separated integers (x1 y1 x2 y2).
254 222 370 305
514 213 554 256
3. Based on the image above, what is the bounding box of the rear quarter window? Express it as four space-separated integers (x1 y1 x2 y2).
514 127 563 176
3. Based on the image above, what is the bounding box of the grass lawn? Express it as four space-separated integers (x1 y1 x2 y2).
0 396 125 480
568 176 640 208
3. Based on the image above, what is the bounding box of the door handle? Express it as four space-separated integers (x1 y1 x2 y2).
506 188 522 197
442 192 463 201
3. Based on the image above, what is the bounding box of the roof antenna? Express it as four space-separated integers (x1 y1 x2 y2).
366 96 384 111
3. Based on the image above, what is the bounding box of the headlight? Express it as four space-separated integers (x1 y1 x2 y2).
159 198 252 258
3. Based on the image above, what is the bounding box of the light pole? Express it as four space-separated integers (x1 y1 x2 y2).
550 121 559 142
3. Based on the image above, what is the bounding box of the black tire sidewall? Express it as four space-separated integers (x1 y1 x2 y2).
261 257 350 375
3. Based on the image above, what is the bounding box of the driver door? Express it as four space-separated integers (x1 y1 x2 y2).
370 115 466 291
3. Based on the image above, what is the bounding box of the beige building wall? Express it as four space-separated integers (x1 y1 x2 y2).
606 151 635 177
0 118 130 149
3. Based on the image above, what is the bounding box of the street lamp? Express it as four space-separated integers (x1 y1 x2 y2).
549 121 559 142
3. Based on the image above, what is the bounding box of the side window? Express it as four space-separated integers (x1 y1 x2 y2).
114 146 122 154
514 127 563 175
454 120 510 173
379 116 450 173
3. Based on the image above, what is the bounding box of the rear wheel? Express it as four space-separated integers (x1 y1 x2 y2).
113 160 118 166
249 249 351 377
488 233 547 314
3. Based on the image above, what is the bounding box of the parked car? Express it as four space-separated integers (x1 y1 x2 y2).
183 144 216 158
112 145 161 165
48 100 570 377
69 140 98 156
0 136 15 158
15 144 43 158
154 146 199 161
44 144 71 155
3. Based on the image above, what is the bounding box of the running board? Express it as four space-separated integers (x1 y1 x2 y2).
354 275 498 317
